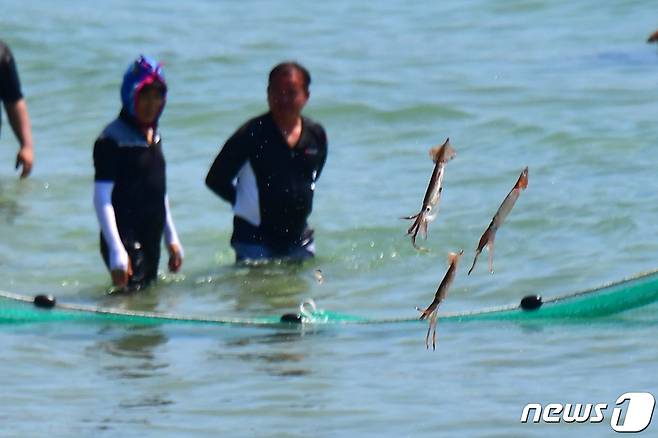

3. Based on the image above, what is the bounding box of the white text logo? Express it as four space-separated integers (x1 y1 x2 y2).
520 392 655 433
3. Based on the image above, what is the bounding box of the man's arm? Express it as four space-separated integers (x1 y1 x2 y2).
1 43 33 178
314 124 328 180
5 98 33 178
205 128 250 205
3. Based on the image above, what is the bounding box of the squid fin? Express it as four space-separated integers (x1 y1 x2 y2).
515 167 529 190
429 138 456 164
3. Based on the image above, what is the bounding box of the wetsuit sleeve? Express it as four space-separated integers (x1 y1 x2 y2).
0 45 23 104
205 128 250 205
93 137 119 181
164 194 184 257
314 125 328 180
93 181 129 271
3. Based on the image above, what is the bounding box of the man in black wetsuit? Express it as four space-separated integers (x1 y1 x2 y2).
206 61 328 262
0 40 34 178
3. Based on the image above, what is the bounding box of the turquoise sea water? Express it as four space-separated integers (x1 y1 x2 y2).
1 1 658 436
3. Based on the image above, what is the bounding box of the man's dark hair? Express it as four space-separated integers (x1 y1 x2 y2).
268 61 311 92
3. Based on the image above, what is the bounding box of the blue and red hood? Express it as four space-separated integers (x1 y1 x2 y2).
120 55 167 128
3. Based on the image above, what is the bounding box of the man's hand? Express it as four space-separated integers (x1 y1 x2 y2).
15 145 33 178
5 99 34 178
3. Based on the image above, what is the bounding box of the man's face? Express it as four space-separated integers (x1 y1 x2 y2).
267 70 309 117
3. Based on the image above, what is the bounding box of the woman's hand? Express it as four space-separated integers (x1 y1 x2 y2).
111 259 133 287
168 243 183 273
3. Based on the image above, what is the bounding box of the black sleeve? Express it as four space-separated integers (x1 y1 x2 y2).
0 43 23 104
205 125 251 205
314 125 328 180
93 137 119 181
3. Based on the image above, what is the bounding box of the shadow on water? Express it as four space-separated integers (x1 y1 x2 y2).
83 290 174 412
83 326 174 433
209 329 321 378
88 327 175 429
592 49 658 67
0 179 27 225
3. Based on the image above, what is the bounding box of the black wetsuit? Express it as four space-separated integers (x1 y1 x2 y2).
206 112 327 255
93 110 167 287
0 41 23 137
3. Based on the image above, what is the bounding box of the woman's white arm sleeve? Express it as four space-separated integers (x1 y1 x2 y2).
93 181 129 271
164 194 184 257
